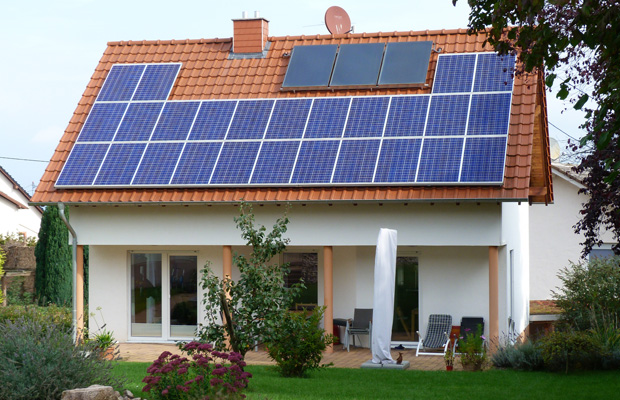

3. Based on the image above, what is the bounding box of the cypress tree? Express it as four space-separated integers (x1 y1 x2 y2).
34 205 72 305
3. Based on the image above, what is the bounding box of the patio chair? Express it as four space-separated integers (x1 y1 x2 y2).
415 314 452 356
345 308 373 352
454 317 485 354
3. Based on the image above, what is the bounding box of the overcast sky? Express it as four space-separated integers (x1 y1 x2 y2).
0 0 585 194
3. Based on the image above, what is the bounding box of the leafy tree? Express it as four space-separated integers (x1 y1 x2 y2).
198 202 301 357
456 0 620 255
34 205 72 305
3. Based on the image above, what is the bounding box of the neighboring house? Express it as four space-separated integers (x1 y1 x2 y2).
31 15 552 345
529 163 616 328
0 166 42 238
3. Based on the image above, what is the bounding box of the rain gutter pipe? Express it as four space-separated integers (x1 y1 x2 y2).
58 202 78 344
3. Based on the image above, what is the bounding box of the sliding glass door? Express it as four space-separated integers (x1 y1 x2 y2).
392 256 419 342
130 252 197 340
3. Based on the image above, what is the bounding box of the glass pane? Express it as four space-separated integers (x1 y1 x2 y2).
131 253 162 337
170 255 198 337
283 253 318 310
392 257 419 341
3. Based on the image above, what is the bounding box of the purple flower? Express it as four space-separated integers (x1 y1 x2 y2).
210 377 223 386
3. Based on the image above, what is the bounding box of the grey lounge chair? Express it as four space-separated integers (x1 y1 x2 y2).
345 308 373 352
416 314 452 356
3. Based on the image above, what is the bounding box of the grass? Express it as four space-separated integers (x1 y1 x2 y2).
113 362 620 400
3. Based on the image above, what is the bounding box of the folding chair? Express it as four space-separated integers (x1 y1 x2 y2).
416 314 452 356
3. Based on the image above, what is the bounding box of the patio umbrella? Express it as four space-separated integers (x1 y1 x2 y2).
371 228 397 364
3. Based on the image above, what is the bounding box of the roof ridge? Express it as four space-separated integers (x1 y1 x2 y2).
268 27 470 41
107 37 232 46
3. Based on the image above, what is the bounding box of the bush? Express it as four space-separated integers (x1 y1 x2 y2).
267 307 335 377
553 257 620 331
142 341 251 400
5 277 34 306
590 324 620 369
491 339 544 371
0 317 122 400
0 304 72 331
538 330 601 372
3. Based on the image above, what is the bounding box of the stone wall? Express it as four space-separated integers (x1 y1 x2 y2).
1 242 36 296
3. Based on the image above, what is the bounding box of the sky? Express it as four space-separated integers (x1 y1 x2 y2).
0 0 585 194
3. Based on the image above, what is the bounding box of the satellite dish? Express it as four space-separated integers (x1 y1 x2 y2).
325 6 351 34
549 137 562 161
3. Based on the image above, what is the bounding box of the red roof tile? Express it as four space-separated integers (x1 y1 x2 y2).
31 28 552 205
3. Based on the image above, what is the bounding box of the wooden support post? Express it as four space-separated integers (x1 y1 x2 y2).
324 246 334 353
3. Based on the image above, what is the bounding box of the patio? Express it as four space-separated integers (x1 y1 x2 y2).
117 343 455 371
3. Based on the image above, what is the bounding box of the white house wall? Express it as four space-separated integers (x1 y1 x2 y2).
0 175 41 237
530 172 616 300
69 203 502 247
500 202 530 338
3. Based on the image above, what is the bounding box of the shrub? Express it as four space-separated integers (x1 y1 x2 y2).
142 341 251 400
590 323 620 369
458 324 487 370
538 330 601 372
0 316 122 400
5 277 35 305
553 257 620 331
0 304 72 331
491 339 544 371
267 307 335 377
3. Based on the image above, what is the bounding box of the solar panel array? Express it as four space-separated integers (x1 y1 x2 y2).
56 53 515 188
281 41 433 89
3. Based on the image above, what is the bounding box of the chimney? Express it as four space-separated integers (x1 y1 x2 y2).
232 11 269 53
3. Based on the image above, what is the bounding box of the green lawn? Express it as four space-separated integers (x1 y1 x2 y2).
113 362 620 400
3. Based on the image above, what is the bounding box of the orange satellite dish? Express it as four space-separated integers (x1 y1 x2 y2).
325 6 351 35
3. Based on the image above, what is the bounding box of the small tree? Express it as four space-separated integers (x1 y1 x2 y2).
553 256 620 331
34 205 72 305
198 202 301 357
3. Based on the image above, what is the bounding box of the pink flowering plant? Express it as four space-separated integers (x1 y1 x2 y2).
142 341 251 400
458 324 487 370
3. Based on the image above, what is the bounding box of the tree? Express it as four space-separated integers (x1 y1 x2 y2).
197 202 301 357
34 205 72 305
456 0 620 255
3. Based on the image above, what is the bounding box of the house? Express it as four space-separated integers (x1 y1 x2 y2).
31 15 552 346
529 162 616 333
0 165 42 238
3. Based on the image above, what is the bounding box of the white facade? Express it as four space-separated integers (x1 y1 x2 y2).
76 201 529 344
0 169 41 238
529 166 616 300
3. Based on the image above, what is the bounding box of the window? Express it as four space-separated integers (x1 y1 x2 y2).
283 253 318 308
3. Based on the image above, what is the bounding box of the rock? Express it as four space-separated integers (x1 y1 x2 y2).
123 389 134 399
61 385 119 400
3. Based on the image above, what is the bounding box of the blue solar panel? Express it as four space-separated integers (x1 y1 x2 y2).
460 137 507 182
432 54 476 93
417 138 464 182
151 101 200 141
292 140 340 183
114 102 164 141
56 143 109 186
473 53 515 92
188 101 237 141
467 93 512 136
210 142 261 184
251 141 300 184
226 100 274 140
344 97 390 138
97 64 145 102
332 140 380 183
264 99 312 139
132 64 181 101
384 96 429 137
304 98 351 139
77 103 128 142
132 142 184 185
374 139 422 183
94 143 146 185
171 142 222 185
425 95 470 136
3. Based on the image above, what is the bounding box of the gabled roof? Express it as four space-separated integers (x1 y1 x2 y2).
0 166 42 213
31 26 553 205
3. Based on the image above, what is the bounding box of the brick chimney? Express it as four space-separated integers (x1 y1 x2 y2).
232 12 269 53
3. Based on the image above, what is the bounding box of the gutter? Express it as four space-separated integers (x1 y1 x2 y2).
58 203 78 343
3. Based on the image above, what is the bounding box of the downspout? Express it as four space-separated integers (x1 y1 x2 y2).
58 202 78 343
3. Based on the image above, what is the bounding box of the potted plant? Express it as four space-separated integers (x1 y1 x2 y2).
93 329 116 360
444 348 455 371
458 325 486 371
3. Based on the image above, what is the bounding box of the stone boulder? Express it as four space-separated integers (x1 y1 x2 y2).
61 385 121 400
